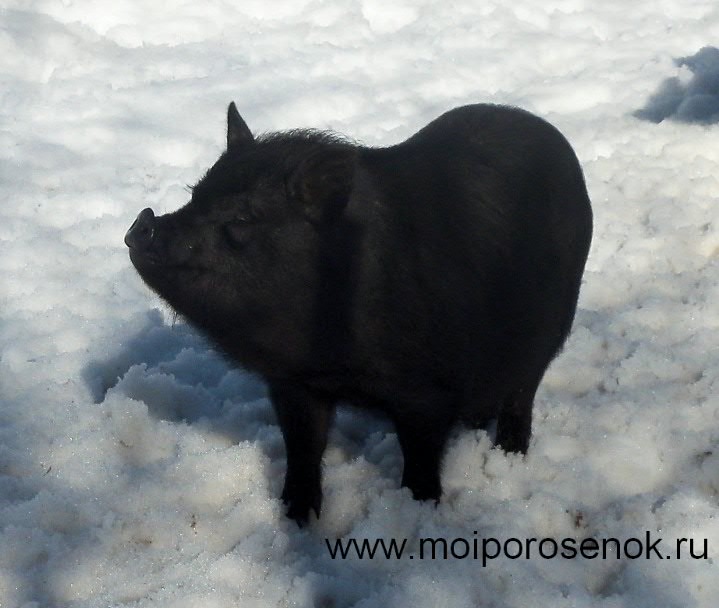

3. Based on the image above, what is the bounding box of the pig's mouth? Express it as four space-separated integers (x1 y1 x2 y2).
128 242 209 296
128 246 163 267
127 245 208 307
128 246 201 277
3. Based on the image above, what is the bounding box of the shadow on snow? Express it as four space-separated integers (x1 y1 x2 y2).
635 46 719 124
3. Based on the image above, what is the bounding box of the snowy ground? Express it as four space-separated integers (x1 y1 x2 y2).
2 1 719 606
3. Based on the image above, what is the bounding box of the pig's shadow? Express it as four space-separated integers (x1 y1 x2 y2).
635 46 719 124
83 309 270 430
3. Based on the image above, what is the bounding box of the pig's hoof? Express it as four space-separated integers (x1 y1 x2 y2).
495 430 530 455
282 486 322 527
402 476 441 503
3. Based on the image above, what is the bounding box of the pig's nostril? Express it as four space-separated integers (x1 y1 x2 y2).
125 208 156 249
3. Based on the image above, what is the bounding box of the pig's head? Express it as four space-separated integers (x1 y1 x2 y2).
125 103 360 373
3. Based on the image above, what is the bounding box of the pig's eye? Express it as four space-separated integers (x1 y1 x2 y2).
223 219 254 248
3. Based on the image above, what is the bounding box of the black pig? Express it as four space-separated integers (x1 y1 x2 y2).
125 103 592 525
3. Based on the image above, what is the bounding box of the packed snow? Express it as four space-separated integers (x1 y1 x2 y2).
1 0 719 606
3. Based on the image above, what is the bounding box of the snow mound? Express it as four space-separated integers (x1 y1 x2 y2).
1 1 719 607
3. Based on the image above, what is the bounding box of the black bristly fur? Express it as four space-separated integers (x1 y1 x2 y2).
126 103 593 526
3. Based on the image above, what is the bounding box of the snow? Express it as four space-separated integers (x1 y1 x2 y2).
1 0 719 606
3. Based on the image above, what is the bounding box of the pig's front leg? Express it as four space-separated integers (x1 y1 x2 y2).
269 380 334 526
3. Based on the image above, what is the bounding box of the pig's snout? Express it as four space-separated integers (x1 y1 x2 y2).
125 208 156 250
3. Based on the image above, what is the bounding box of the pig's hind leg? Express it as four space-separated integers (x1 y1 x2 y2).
494 373 543 454
391 398 455 502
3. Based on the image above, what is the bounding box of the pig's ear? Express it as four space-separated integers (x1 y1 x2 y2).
227 102 253 150
288 148 356 223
